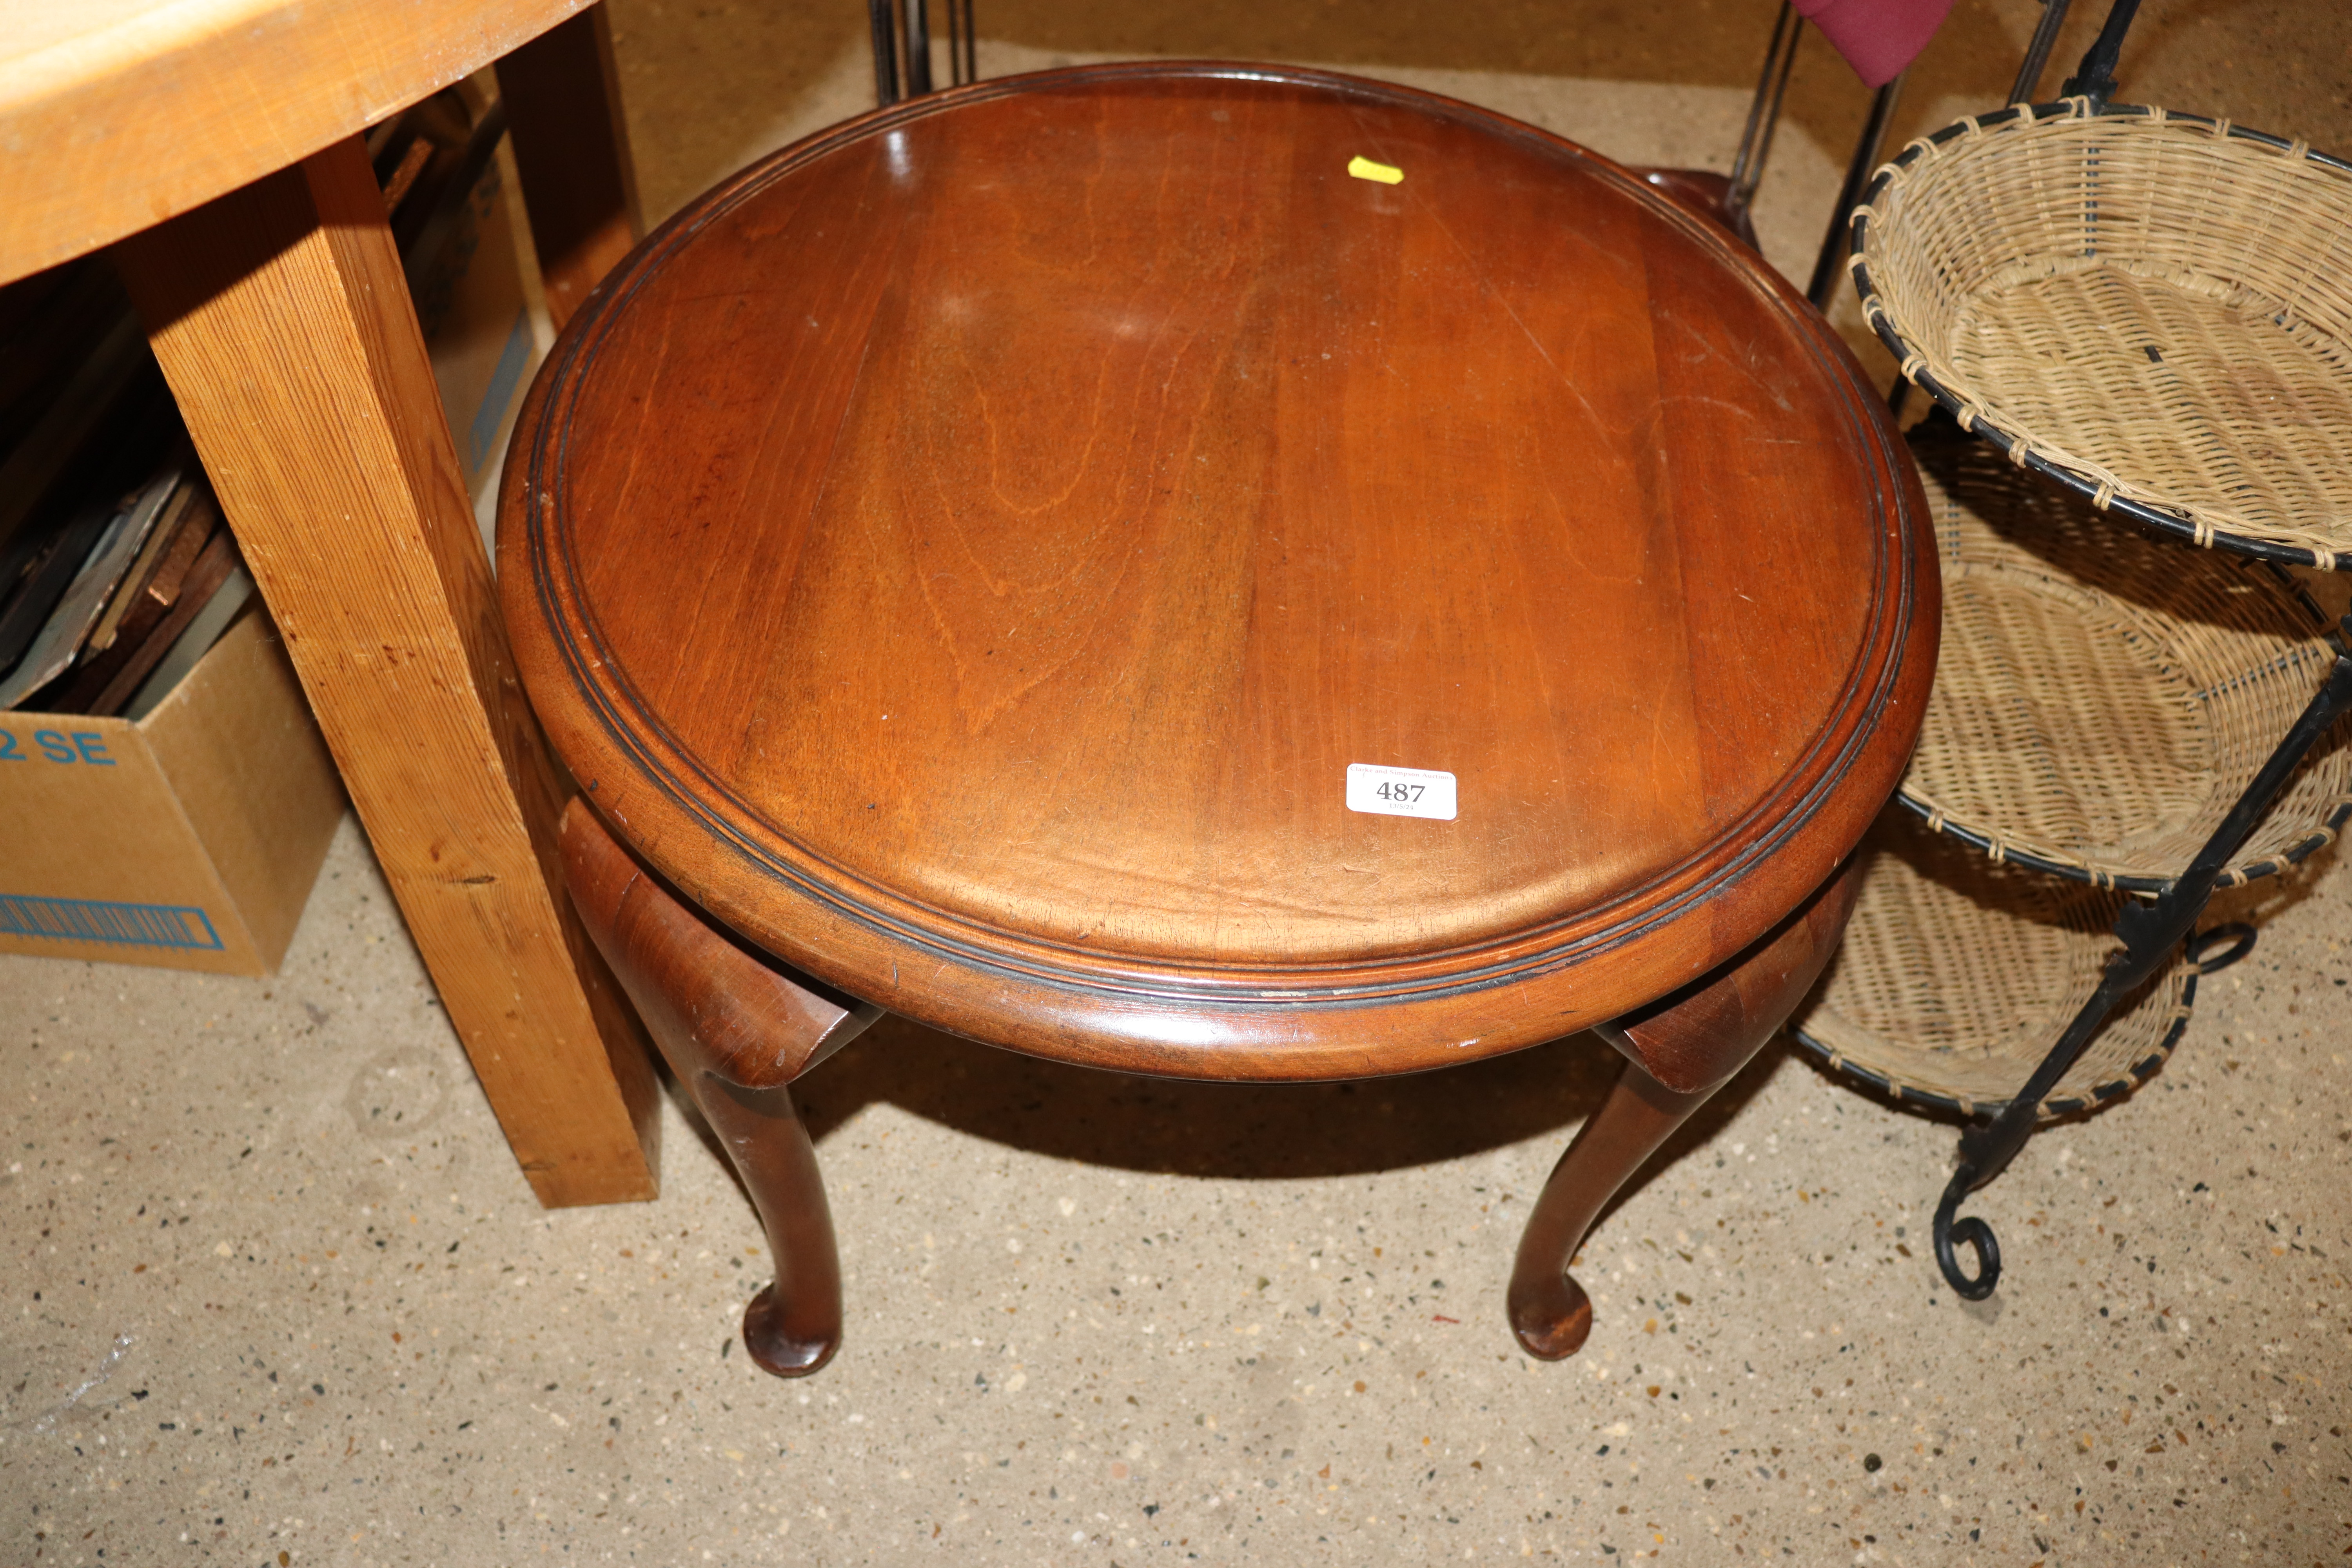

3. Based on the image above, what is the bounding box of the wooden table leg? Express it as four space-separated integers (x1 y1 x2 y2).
114 139 661 1208
1508 857 1862 1359
495 1 643 330
561 799 882 1376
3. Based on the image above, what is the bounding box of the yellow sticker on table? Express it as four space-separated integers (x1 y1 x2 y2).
1347 156 1403 185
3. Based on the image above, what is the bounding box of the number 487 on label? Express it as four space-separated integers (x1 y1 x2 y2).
1345 764 1457 821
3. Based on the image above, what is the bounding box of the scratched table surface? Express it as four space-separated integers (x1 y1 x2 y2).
504 62 1937 1081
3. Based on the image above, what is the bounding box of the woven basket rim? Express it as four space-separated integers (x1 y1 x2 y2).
1893 441 2352 888
1789 841 2234 1122
1786 808 2254 1122
1895 793 2352 890
1789 958 2198 1121
1849 98 2352 573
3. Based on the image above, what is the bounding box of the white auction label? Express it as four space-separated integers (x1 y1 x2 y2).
1346 763 1457 820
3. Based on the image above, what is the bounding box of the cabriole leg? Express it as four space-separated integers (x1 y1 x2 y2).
681 1073 843 1376
1508 1061 1711 1359
1508 857 1861 1359
559 799 880 1376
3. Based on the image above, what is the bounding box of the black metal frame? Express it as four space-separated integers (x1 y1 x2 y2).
1844 0 2352 1298
1935 643 2348 1297
1806 73 1907 309
1724 2 1804 236
869 0 977 107
2058 0 2140 105
2009 0 2077 106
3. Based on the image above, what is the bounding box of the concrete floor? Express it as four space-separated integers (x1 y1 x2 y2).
7 2 2351 1564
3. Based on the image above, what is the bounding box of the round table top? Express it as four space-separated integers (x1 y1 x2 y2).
504 62 1937 1081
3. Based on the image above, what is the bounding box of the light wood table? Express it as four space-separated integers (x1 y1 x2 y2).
1 0 663 1206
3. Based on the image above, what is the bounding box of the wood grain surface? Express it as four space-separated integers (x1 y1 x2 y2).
0 0 599 285
121 136 660 1205
503 63 1938 1083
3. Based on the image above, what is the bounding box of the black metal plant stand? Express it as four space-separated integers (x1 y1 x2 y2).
1846 0 2352 1298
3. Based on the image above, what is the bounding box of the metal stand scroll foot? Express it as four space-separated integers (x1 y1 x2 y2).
1931 635 2352 1298
1934 921 2256 1298
1932 1162 2001 1299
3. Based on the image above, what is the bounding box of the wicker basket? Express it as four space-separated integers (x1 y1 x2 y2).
1850 100 2352 570
1789 812 2206 1120
1897 421 2352 890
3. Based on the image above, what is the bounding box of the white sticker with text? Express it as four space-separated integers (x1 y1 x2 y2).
1346 763 1457 820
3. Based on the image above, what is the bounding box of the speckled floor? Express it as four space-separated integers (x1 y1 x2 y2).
7 2 2352 1564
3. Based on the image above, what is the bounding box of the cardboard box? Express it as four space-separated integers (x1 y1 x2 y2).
0 609 344 975
0 91 539 978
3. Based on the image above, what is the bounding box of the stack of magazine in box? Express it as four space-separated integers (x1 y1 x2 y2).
0 82 508 720
0 265 244 722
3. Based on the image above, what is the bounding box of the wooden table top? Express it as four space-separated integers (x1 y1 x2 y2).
0 0 584 283
504 62 1937 1081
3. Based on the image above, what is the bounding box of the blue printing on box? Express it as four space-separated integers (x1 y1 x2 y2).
0 893 223 951
468 308 534 472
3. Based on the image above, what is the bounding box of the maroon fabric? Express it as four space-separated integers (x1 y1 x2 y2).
1794 0 1955 87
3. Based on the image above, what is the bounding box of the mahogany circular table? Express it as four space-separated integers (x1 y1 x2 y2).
501 62 1938 1376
